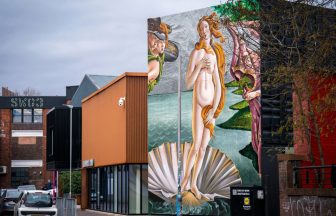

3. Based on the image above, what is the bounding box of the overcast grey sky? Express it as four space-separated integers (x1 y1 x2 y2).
0 0 221 96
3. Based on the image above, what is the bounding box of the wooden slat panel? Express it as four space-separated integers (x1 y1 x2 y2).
126 76 148 163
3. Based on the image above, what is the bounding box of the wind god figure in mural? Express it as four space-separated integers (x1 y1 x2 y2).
147 18 177 93
181 13 227 199
147 31 166 93
225 20 262 174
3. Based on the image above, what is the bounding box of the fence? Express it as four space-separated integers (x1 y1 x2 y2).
56 197 77 216
293 164 336 188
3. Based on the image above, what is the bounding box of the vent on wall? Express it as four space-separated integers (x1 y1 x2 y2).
0 166 7 174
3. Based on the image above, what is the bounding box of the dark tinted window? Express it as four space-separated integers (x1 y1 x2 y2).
5 190 21 198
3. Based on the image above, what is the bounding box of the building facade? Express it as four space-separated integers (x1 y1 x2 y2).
0 92 67 189
81 73 148 215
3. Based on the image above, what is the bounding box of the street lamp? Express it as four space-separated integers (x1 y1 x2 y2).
63 104 73 198
175 42 182 216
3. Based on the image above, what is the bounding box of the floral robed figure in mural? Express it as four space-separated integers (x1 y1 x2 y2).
181 13 227 199
226 20 261 174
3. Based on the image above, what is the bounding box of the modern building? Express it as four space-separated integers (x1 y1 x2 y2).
46 107 82 170
46 75 116 181
81 73 148 215
0 87 70 189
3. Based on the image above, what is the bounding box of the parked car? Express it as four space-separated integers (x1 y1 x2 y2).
0 189 5 197
0 189 5 215
2 189 23 215
42 183 57 199
17 185 36 191
14 190 57 216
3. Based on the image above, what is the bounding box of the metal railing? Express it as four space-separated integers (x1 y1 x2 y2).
293 165 336 188
56 197 77 216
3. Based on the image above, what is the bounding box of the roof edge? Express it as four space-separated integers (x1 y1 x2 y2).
82 72 147 104
86 74 100 89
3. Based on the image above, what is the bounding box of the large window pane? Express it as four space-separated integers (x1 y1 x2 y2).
122 165 128 214
129 165 141 214
23 109 32 123
141 165 148 214
93 168 98 210
33 109 42 123
108 167 112 212
11 167 29 188
97 168 101 210
117 166 121 213
99 167 105 211
12 109 22 123
103 167 107 211
114 166 117 212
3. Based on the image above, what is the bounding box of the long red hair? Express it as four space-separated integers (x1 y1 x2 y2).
195 13 226 138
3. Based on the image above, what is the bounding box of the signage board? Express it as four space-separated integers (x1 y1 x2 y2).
0 96 66 109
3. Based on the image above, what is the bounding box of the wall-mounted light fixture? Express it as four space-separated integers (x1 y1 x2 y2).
118 97 126 107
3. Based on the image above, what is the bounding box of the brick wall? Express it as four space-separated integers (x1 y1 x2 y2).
1 87 17 96
27 167 44 189
0 109 11 188
0 108 52 189
278 154 336 216
11 137 43 160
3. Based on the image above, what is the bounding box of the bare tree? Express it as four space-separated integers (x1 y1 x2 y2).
260 0 335 172
215 0 336 182
21 87 41 96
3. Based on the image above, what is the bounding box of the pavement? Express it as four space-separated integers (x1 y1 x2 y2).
77 207 122 216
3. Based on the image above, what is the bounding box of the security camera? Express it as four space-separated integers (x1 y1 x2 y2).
118 97 125 107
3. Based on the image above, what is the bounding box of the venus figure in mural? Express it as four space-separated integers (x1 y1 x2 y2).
181 13 226 199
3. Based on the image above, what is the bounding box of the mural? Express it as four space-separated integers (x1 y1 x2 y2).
148 1 260 215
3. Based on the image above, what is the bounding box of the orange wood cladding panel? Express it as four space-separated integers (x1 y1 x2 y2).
82 73 147 167
126 76 148 163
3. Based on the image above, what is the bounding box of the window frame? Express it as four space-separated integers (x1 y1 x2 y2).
12 108 43 124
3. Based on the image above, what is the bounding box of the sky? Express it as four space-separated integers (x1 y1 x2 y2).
0 0 223 96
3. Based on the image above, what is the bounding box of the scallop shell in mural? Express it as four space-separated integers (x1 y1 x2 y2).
148 142 242 205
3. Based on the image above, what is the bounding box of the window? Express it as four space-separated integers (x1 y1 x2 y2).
12 109 43 123
89 169 98 210
13 109 22 123
117 166 121 213
88 164 148 214
11 167 29 188
141 164 148 214
114 166 117 212
34 109 42 123
129 165 141 214
23 109 32 123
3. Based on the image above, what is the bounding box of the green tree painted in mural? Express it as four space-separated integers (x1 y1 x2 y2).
213 0 259 21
